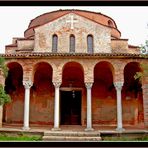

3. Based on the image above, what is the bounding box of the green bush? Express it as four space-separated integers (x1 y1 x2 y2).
0 57 11 105
0 57 8 78
0 84 11 105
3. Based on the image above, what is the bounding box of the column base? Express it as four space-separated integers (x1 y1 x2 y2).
116 127 125 132
85 127 94 132
22 127 30 131
51 127 61 131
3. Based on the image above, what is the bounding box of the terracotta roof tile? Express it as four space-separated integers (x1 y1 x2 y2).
1 52 145 59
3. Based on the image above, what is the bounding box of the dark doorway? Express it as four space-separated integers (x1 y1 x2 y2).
60 90 81 125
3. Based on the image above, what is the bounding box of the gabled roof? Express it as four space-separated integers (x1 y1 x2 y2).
24 9 121 39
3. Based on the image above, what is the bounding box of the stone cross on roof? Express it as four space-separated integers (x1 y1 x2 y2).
66 14 78 29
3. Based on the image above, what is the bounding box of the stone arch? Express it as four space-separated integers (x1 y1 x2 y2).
5 60 24 68
32 61 53 81
122 62 144 125
61 61 85 125
92 61 116 125
33 61 53 85
4 62 24 124
93 61 115 82
62 61 84 87
30 62 54 125
124 62 142 94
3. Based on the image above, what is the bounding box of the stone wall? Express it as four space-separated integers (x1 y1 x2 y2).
111 39 128 53
17 40 34 50
34 13 111 53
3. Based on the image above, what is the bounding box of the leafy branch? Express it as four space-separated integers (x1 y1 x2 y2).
0 57 11 105
0 57 8 78
135 41 148 81
0 84 11 105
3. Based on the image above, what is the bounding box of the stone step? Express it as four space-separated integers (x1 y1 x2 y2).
42 135 101 141
43 131 101 141
44 131 100 137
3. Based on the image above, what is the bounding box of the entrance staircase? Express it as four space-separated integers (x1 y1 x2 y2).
42 130 101 141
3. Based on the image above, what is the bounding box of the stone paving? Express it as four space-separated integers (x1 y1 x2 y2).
0 123 147 133
0 124 147 141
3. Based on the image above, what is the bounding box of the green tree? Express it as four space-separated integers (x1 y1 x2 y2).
134 40 148 81
0 57 8 78
0 57 11 105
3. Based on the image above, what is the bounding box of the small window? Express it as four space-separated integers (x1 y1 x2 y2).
52 34 58 52
87 35 93 53
108 20 113 27
69 34 75 53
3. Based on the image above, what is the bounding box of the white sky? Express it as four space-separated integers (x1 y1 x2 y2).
0 6 148 53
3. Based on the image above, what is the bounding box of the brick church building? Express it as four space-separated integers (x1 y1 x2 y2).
1 9 148 131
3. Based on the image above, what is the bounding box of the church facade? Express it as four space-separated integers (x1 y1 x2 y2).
1 9 148 131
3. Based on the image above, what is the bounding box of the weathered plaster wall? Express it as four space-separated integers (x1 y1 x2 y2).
34 13 111 53
2 57 147 126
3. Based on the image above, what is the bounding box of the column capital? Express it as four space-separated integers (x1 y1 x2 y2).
114 82 124 90
85 82 93 89
23 81 33 89
53 82 61 88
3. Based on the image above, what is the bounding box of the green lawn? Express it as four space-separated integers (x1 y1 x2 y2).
0 132 42 141
102 135 148 141
0 132 148 141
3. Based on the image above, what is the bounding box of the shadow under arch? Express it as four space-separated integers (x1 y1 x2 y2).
30 61 54 125
4 62 24 124
122 61 144 125
92 61 116 125
61 61 84 87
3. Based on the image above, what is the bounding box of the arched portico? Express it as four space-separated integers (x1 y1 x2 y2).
4 62 24 124
60 62 85 125
123 62 144 126
30 62 54 125
92 61 116 125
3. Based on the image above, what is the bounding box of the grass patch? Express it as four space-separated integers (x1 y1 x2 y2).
102 135 148 141
0 132 42 141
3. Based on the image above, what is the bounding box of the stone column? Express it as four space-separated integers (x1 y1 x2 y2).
114 82 125 132
22 81 33 130
85 82 94 131
52 82 61 131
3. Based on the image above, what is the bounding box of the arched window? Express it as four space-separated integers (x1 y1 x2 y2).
108 20 113 27
87 35 93 53
69 34 75 53
52 34 58 52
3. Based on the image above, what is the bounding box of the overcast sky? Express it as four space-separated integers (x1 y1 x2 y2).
0 6 148 53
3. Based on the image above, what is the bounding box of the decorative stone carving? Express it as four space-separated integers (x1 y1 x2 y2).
23 81 33 89
114 82 123 90
66 14 78 29
53 82 61 88
85 82 93 89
